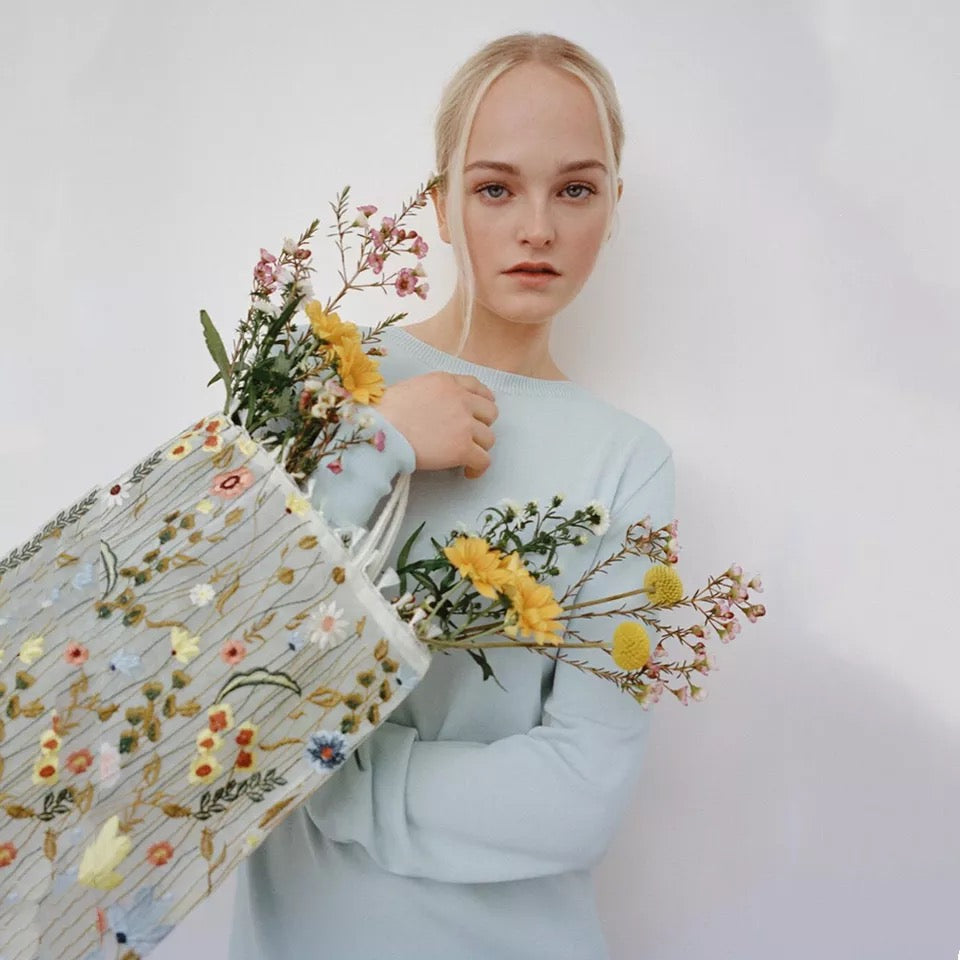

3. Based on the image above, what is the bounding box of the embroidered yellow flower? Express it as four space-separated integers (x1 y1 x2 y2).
611 621 651 671
166 437 193 461
502 575 564 646
19 635 44 665
195 728 223 753
334 337 386 405
207 701 235 733
236 436 258 457
285 492 311 517
77 815 133 891
31 754 59 786
189 752 223 785
444 536 515 600
170 625 201 664
38 729 62 754
196 498 215 514
644 564 684 606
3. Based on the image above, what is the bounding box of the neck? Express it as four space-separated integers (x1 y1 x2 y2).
413 298 568 380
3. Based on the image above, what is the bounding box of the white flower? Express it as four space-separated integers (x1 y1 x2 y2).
297 278 314 299
307 600 349 652
253 296 280 319
497 498 523 518
103 479 130 508
275 266 293 285
282 237 298 255
584 500 610 536
189 582 216 607
99 741 122 789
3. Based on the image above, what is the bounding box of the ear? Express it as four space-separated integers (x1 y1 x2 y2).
429 186 451 245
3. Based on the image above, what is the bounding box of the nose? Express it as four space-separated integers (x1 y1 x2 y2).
517 200 555 247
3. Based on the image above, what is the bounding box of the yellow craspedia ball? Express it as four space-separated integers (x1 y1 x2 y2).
643 563 684 606
611 621 650 672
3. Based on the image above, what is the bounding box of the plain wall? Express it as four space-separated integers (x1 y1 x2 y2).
1 2 957 957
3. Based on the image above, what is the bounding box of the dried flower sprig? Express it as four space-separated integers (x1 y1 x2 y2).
200 175 441 491
384 497 765 709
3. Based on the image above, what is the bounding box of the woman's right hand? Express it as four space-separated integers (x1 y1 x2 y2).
374 373 498 479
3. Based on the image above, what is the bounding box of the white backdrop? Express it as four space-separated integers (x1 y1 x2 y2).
2 2 958 958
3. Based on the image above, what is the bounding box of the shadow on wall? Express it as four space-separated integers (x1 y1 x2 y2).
596 632 960 959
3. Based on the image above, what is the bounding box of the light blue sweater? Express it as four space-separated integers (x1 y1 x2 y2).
227 323 675 960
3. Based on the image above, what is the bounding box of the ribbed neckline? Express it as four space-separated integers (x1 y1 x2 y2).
381 325 586 399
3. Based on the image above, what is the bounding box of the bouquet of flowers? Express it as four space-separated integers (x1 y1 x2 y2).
0 174 765 960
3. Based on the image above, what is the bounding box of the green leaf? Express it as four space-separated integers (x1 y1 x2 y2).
200 309 233 408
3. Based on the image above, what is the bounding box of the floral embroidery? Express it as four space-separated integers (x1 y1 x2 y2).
305 730 349 773
209 466 254 499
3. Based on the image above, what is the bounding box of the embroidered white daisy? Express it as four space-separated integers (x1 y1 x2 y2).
307 600 349 652
189 582 216 607
103 480 131 509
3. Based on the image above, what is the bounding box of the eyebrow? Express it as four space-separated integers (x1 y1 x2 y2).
464 159 608 175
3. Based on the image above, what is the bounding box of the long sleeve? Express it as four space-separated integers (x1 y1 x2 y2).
304 449 676 883
308 402 416 532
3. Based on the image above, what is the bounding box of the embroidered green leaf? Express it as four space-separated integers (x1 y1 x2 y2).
99 539 118 599
214 667 301 704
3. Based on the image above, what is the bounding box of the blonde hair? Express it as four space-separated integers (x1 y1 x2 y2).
432 32 624 358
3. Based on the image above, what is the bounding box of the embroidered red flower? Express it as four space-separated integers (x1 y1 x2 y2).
146 841 175 866
65 749 94 774
210 466 255 499
64 642 89 665
0 842 16 867
220 639 246 665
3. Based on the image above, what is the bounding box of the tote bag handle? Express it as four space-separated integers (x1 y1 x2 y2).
349 470 411 582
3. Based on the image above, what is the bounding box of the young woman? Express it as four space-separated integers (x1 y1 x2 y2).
228 32 675 960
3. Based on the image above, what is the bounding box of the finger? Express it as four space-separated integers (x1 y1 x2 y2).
455 374 495 403
468 394 498 427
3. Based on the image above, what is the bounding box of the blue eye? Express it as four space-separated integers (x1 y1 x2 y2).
476 182 596 201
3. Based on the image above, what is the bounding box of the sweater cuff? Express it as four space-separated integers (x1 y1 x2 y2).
308 403 415 533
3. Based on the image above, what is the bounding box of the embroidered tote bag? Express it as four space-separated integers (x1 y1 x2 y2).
0 410 431 960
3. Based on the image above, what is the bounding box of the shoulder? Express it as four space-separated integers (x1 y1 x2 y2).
575 391 673 488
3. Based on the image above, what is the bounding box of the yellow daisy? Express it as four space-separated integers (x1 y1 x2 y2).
334 337 386 405
304 300 362 351
444 536 515 600
502 576 564 646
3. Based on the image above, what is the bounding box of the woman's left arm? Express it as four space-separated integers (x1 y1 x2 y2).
305 451 676 883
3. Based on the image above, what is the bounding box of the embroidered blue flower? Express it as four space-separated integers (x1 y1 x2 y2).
108 648 142 677
104 882 175 953
71 562 95 591
305 729 348 773
394 660 422 692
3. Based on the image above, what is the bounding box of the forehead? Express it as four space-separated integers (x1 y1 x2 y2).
465 62 605 168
